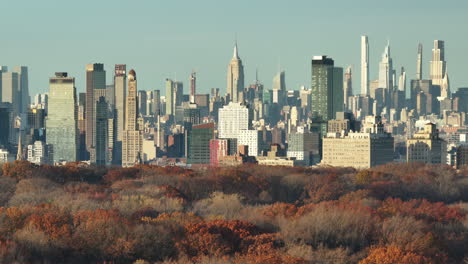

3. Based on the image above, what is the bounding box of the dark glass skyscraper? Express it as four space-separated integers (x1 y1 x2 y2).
311 56 343 120
311 56 343 134
95 97 108 165
187 123 214 165
85 63 106 160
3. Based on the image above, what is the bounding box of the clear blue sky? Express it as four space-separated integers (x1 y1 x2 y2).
1 0 467 96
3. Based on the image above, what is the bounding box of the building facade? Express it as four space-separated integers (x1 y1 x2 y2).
407 123 447 164
46 73 78 163
187 123 214 165
122 70 143 167
227 43 245 103
322 119 394 169
310 56 343 133
218 102 249 139
361 35 369 96
85 63 106 159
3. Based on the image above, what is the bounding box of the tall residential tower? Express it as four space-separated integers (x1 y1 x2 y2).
85 63 106 159
378 42 393 91
344 66 353 110
360 36 369 96
122 69 143 167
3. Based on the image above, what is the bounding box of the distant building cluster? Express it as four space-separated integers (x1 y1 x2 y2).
2 37 468 169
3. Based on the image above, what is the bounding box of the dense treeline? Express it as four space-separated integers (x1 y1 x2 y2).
0 161 466 263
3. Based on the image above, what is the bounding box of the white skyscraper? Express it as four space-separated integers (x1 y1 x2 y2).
360 36 369 95
218 102 249 139
430 40 450 99
272 71 286 105
27 141 50 165
398 67 406 92
344 66 352 109
378 42 393 90
237 130 262 156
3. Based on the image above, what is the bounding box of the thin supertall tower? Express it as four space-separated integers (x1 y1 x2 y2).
416 44 423 80
378 41 393 91
360 35 369 96
190 71 196 104
344 66 352 109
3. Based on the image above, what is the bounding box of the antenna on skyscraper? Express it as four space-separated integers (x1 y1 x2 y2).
255 67 259 83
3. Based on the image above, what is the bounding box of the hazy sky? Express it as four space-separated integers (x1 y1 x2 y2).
1 0 467 97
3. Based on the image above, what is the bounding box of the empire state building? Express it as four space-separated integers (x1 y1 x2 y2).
227 42 245 103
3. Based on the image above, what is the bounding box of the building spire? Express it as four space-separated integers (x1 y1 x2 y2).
16 133 23 161
233 41 239 59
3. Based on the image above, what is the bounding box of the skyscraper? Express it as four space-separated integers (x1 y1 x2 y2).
272 71 286 106
164 79 183 117
227 42 245 103
12 66 29 114
190 71 196 104
430 40 446 82
85 63 106 158
95 97 108 165
138 90 147 116
398 67 406 92
361 36 369 96
378 42 393 90
165 79 174 116
122 69 143 167
1 71 20 114
153 90 160 116
310 56 343 123
46 73 78 163
146 90 154 115
218 102 249 139
416 43 423 80
430 40 450 99
113 66 125 164
174 81 183 108
187 123 214 165
114 64 126 143
0 103 12 147
344 66 352 110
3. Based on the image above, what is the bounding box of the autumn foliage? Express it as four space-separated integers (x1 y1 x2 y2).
0 161 466 263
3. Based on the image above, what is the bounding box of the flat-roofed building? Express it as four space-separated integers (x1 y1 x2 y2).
407 123 446 164
322 120 394 169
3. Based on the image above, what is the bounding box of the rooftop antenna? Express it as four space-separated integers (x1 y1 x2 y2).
255 67 259 84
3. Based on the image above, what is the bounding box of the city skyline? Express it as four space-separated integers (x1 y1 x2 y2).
1 0 467 96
